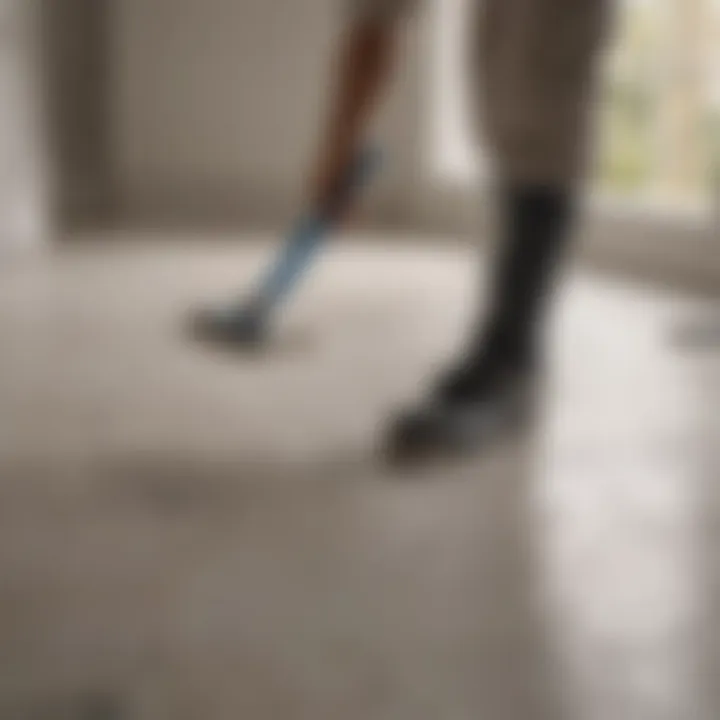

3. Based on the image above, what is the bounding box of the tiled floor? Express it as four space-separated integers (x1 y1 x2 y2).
0 235 717 719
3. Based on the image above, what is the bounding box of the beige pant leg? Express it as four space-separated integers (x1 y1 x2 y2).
473 0 613 186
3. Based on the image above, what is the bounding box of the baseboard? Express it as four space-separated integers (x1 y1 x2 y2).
396 181 720 298
64 181 719 298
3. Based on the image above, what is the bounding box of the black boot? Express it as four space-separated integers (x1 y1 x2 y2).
386 185 575 463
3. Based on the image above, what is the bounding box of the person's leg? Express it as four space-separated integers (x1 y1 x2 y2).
387 0 612 459
466 0 611 367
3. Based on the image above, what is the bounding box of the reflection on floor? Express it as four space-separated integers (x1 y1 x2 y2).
0 235 717 720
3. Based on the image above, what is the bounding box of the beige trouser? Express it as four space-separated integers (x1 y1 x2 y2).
349 0 613 185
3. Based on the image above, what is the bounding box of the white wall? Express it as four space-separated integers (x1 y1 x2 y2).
0 0 53 251
109 0 425 226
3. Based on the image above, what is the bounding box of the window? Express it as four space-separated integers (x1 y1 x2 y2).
598 0 720 210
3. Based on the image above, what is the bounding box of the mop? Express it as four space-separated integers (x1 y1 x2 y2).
191 144 383 346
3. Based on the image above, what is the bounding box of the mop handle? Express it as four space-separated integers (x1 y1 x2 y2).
319 144 384 221
252 145 384 310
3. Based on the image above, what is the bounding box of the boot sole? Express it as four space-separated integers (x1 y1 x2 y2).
382 397 534 468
